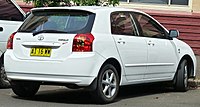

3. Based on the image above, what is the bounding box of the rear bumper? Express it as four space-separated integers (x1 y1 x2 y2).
6 72 95 86
4 50 105 86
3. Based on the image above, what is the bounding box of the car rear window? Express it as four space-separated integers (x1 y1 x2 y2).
18 9 95 34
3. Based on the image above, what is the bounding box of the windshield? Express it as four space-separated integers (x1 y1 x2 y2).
18 9 95 34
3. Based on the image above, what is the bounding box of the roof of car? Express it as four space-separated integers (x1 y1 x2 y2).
31 6 145 14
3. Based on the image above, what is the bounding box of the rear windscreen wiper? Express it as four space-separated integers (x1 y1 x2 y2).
33 30 67 36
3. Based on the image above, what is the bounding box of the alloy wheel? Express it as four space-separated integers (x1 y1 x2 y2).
101 69 117 98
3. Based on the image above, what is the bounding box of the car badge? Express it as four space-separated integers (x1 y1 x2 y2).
38 35 44 41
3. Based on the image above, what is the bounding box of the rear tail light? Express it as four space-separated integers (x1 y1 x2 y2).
72 33 94 52
7 32 16 49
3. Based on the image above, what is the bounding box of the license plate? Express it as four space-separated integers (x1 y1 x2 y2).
30 47 52 57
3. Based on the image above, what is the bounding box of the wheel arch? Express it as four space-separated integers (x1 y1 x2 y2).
91 57 121 103
100 58 122 82
178 55 195 78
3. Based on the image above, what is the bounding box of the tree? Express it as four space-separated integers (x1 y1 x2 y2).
23 0 119 7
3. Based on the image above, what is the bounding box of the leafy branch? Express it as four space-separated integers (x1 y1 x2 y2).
23 0 119 7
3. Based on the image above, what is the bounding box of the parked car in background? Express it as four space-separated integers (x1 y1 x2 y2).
0 0 25 87
4 6 196 103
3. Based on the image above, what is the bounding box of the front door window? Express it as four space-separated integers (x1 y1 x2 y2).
133 13 166 39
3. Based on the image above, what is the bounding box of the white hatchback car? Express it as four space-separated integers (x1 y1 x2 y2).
4 6 196 103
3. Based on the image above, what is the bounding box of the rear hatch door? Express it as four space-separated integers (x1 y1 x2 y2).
13 9 95 61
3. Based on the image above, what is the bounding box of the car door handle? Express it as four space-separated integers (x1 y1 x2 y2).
148 43 154 45
0 27 3 32
147 41 155 46
117 39 125 44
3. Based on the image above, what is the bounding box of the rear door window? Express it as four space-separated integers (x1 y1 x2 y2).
0 0 24 21
18 10 95 34
111 12 138 36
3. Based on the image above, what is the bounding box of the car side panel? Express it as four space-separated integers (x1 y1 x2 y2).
91 33 125 76
0 0 25 58
145 38 178 80
91 11 128 85
173 38 197 77
0 21 22 55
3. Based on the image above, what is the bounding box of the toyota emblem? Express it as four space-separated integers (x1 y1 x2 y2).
38 35 44 41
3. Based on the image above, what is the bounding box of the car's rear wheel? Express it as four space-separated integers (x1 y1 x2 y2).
174 59 189 92
0 60 10 88
11 81 40 97
93 64 119 103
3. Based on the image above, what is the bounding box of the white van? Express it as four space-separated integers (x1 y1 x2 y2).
0 0 25 87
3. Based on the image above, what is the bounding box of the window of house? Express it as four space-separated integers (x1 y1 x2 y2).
120 0 189 5
171 0 188 5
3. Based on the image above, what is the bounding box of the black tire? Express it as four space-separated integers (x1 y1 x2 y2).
174 59 189 92
93 64 119 104
11 81 40 97
0 60 10 88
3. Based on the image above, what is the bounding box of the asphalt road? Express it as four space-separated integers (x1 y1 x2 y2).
0 84 200 107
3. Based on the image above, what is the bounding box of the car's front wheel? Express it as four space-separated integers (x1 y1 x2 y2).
11 81 40 97
93 64 119 103
174 59 189 92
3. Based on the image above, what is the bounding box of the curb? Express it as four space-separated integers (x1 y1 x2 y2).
188 79 200 88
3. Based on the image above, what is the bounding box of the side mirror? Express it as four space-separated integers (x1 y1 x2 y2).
169 30 179 38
